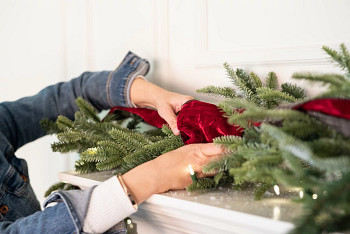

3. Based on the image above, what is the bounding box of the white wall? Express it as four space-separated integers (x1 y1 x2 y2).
0 0 349 205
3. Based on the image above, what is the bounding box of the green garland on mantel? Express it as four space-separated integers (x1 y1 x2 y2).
43 44 350 234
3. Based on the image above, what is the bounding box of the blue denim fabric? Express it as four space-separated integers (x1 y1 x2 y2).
0 51 149 233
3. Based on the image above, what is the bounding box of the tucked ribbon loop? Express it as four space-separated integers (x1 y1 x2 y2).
177 100 243 144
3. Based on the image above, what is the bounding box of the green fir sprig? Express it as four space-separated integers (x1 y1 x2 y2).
201 44 350 233
42 97 174 174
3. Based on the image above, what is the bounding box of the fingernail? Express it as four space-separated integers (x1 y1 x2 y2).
174 127 179 135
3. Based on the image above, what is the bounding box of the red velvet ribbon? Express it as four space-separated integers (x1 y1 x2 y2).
110 106 166 128
177 100 243 144
292 98 350 120
110 100 243 144
110 98 350 145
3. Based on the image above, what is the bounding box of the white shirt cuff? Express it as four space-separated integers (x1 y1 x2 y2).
83 176 137 233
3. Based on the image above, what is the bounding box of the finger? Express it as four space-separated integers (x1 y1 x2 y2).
190 153 222 177
199 143 224 156
159 106 180 135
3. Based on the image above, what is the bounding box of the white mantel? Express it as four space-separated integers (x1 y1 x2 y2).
59 171 300 234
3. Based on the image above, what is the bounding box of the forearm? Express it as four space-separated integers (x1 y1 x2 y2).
122 159 161 204
0 70 131 151
130 78 168 108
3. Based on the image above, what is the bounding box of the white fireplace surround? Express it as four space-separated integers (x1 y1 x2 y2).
59 171 299 234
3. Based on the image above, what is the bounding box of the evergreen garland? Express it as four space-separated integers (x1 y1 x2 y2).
41 97 180 175
200 44 350 233
43 44 350 233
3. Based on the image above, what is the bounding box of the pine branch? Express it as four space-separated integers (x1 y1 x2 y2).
108 129 143 152
309 138 350 158
230 167 277 192
281 83 306 99
196 86 236 99
122 135 183 173
57 131 83 143
261 124 315 165
234 143 274 160
319 85 350 98
223 63 259 104
323 45 350 77
223 62 240 87
236 68 257 92
315 156 350 175
75 97 100 122
242 154 282 168
228 108 305 128
292 72 345 88
161 125 173 136
75 160 97 173
80 148 101 162
97 140 128 155
202 151 246 174
250 72 263 88
51 141 86 153
143 128 166 138
56 116 74 131
218 98 260 115
280 118 332 140
256 87 298 108
186 178 216 191
96 155 124 171
110 128 151 147
264 72 278 89
213 135 245 149
40 118 62 134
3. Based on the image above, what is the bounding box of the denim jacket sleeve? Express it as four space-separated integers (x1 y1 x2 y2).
0 51 149 151
0 51 150 233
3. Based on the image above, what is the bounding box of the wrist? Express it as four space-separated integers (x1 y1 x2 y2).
122 159 161 204
130 78 167 109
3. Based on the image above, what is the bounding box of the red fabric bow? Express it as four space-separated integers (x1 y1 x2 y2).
110 100 243 144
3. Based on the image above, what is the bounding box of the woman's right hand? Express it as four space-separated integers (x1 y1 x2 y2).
122 143 224 204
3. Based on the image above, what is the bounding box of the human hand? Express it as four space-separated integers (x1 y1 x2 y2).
122 143 223 204
130 78 193 135
153 90 193 135
152 143 224 192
